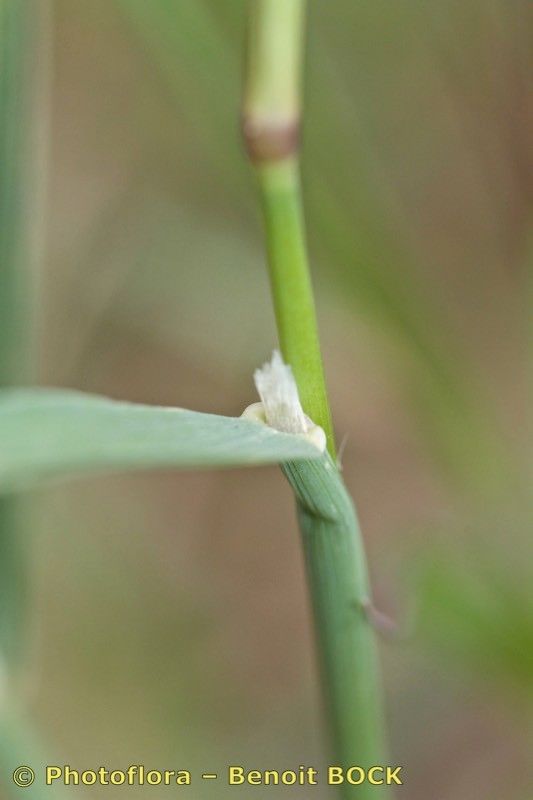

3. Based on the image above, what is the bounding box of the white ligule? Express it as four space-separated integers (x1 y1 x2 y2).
253 350 309 434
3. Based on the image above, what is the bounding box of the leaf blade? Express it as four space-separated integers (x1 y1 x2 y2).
0 389 321 492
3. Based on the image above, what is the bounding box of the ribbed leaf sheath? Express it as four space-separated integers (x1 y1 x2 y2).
284 455 388 798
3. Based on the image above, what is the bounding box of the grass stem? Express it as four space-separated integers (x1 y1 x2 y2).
283 455 388 795
256 158 335 454
243 0 334 456
0 0 35 676
243 1 388 792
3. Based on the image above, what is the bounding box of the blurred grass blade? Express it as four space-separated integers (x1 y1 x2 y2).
414 550 533 699
0 389 322 492
117 0 243 196
0 0 31 381
0 0 50 668
0 707 69 800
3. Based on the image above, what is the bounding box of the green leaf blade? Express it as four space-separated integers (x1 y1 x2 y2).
0 389 321 493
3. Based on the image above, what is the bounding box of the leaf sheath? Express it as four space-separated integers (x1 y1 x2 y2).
283 455 388 798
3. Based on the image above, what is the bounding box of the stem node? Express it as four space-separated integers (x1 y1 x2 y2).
242 115 300 164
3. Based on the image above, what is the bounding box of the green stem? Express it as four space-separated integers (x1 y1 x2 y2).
243 0 334 456
0 1 34 381
284 456 387 780
0 5 53 798
257 159 335 453
243 1 388 793
0 0 49 669
243 0 304 136
0 0 34 675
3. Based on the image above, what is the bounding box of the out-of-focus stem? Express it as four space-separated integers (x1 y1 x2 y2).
0 0 50 673
0 5 53 798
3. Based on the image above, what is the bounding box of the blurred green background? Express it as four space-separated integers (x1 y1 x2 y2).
3 0 532 797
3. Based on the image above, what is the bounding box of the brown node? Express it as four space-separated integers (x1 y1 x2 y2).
242 116 300 163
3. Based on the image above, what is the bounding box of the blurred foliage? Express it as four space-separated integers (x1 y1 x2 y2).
0 0 49 675
414 539 533 700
